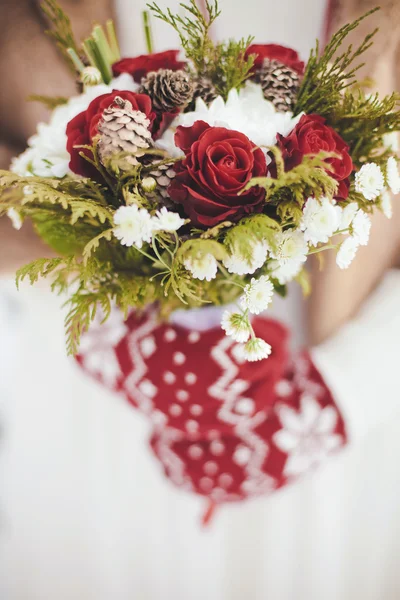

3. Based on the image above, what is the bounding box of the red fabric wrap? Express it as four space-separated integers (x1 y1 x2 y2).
76 307 347 504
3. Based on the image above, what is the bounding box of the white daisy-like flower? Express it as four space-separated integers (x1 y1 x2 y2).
243 337 272 362
240 275 274 315
351 210 371 246
386 156 400 195
221 310 251 343
184 253 218 281
381 190 393 219
7 208 23 230
156 81 303 157
336 236 359 269
152 207 186 232
223 240 269 275
355 163 385 201
300 196 339 246
11 74 138 178
271 229 308 265
338 202 358 230
269 259 303 285
273 394 343 477
113 205 155 248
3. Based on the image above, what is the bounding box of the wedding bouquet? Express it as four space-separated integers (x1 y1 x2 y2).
1 1 399 510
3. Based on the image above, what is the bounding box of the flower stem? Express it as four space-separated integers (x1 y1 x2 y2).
143 11 154 54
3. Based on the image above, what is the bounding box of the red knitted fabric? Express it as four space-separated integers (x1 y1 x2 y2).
76 307 347 504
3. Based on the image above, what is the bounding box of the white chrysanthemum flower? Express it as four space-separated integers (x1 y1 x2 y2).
223 240 268 275
152 207 185 232
221 311 251 343
339 202 358 230
269 259 303 285
156 81 303 157
355 163 385 201
381 190 393 219
271 230 308 264
11 74 138 178
352 210 371 246
300 197 339 246
386 156 400 195
269 230 308 284
184 253 218 281
240 275 274 315
113 205 155 248
336 236 359 269
243 337 272 362
7 208 23 230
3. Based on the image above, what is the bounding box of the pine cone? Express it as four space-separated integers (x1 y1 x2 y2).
139 69 195 112
186 76 218 112
97 97 153 170
145 161 176 209
256 59 300 112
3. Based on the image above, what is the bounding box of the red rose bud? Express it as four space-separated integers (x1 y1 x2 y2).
66 91 155 178
276 114 353 200
112 50 187 83
168 121 267 228
246 44 305 75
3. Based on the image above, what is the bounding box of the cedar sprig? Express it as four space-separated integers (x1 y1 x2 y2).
28 95 69 110
147 0 220 74
41 0 80 71
148 1 255 99
295 7 379 117
330 90 400 167
213 36 255 98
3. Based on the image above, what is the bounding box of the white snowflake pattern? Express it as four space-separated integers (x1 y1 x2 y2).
273 394 343 477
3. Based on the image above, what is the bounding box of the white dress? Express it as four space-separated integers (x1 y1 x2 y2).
2 1 400 598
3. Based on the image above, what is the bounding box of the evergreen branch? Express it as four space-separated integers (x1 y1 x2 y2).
68 200 114 225
224 214 281 261
295 8 380 117
41 0 80 70
16 257 70 288
64 288 112 355
28 94 69 109
148 0 220 73
82 228 114 263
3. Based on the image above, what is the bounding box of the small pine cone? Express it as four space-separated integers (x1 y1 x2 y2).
146 161 176 208
139 69 194 112
256 59 301 112
97 97 153 169
186 76 218 111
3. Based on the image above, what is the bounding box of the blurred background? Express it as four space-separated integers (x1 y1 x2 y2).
1 1 400 599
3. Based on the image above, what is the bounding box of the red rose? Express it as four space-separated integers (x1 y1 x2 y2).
112 50 186 83
246 43 305 74
168 121 267 227
276 114 353 199
66 91 155 178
